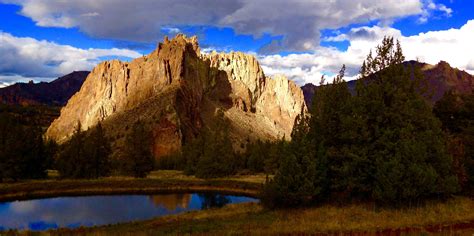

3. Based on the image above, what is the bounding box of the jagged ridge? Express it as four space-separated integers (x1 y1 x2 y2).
46 34 306 159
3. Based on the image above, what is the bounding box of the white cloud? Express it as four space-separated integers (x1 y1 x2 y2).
260 20 474 85
0 32 141 84
0 75 54 88
418 0 452 24
2 0 428 52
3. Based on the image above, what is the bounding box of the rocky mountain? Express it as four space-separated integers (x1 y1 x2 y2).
46 35 306 159
0 71 89 106
302 61 474 108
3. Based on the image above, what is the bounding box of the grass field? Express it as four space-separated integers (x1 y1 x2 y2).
1 170 473 235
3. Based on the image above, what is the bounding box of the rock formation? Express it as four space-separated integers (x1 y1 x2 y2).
46 34 306 159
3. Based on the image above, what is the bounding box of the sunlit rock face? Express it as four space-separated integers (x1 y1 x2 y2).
46 34 306 159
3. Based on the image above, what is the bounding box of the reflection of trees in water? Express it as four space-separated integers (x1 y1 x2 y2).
198 193 230 210
148 194 191 211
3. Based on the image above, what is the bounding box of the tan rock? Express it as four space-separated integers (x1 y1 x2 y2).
46 34 306 159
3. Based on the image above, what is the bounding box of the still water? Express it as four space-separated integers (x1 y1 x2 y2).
0 193 257 231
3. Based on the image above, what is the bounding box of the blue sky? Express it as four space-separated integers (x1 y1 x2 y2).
0 0 473 86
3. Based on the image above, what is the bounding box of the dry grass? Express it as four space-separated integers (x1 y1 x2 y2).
147 170 200 181
15 196 473 235
266 196 474 234
0 171 261 202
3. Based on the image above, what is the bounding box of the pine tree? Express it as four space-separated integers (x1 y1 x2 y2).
356 37 458 203
0 112 48 181
56 122 87 178
195 110 235 178
122 120 154 178
84 122 112 178
434 92 474 191
262 112 328 208
308 65 356 194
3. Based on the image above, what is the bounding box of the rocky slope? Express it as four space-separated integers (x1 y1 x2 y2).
0 71 89 106
46 35 306 159
303 61 474 108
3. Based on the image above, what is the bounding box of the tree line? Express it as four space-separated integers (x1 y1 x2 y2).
0 113 154 181
55 120 154 178
262 37 468 207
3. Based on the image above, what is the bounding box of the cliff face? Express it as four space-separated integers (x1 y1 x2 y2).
46 34 306 159
0 71 89 106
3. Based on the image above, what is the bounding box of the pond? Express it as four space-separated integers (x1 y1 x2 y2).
0 193 257 231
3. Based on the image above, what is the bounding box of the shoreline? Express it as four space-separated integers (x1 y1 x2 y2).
1 171 473 235
0 178 261 202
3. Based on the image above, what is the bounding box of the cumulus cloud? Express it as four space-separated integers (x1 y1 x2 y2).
260 20 474 85
2 0 428 52
0 32 141 83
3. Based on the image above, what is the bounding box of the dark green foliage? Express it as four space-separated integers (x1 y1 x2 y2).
0 113 49 181
308 65 357 193
121 120 154 178
262 114 328 208
244 139 283 174
182 110 237 178
56 122 86 178
84 123 112 178
56 122 112 179
263 36 459 208
353 37 457 203
434 92 474 191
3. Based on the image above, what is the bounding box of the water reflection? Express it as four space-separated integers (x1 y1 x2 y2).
198 193 230 209
0 193 257 231
149 193 191 211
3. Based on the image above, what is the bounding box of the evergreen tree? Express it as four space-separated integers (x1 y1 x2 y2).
0 113 48 181
56 122 112 179
195 110 235 178
246 140 266 173
434 92 474 191
121 120 154 178
56 122 87 178
308 65 359 193
84 122 112 178
355 37 458 203
262 113 328 208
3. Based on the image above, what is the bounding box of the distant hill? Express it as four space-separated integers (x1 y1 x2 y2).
302 61 474 108
0 71 89 106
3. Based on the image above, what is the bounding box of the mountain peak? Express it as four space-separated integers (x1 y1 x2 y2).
154 34 201 58
46 35 306 158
